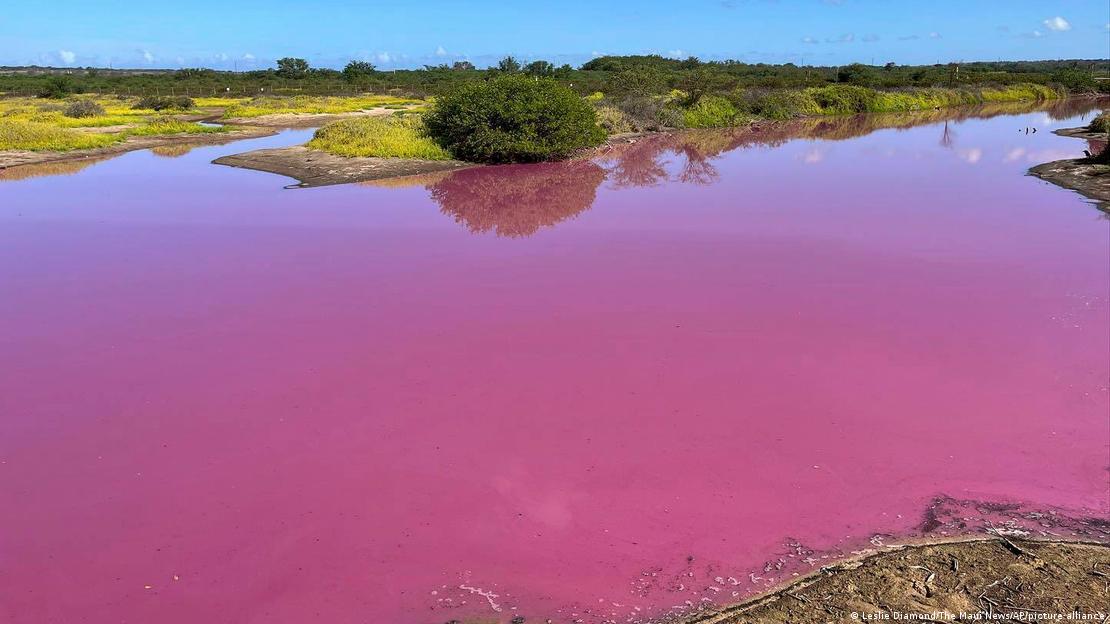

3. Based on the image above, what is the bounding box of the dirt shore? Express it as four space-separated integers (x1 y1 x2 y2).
212 145 475 187
0 125 275 171
686 538 1108 624
1027 126 1109 211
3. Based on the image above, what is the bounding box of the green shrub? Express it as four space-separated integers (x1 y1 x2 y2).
133 95 194 111
307 116 452 159
424 74 606 163
63 100 105 119
682 95 745 128
806 85 875 114
1051 68 1097 93
38 76 75 99
606 66 669 98
735 89 820 119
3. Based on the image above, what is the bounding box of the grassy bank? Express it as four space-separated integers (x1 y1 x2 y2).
0 95 225 151
670 83 1064 128
306 115 451 159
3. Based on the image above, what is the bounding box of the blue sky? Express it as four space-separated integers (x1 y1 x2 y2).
2 0 1107 70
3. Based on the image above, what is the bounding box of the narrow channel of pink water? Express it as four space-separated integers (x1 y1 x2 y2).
1 104 1107 624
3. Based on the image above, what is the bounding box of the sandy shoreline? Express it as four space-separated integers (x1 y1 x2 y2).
686 537 1108 624
212 145 474 187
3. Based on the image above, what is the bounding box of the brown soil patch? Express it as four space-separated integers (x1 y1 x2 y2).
0 125 276 172
688 538 1109 624
212 145 475 187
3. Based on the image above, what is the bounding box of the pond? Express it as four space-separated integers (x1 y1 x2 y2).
0 99 1107 624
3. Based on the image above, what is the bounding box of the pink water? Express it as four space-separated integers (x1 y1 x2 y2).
1 102 1108 624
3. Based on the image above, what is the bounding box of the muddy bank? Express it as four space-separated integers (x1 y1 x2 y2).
0 125 275 172
212 145 474 187
688 538 1109 624
1028 125 1110 211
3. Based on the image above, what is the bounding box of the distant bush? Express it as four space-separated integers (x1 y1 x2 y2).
424 74 606 163
63 99 105 118
606 66 669 98
342 61 376 82
38 76 75 99
1051 68 1097 93
276 57 310 79
133 96 194 111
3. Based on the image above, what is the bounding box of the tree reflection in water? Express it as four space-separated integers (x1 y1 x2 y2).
417 98 1108 237
427 161 607 238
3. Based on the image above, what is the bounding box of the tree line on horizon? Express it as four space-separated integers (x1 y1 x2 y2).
3 54 1106 99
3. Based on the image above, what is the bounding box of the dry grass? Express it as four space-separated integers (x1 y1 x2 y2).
0 96 224 151
223 94 423 118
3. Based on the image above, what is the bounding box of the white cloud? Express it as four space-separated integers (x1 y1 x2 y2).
435 45 448 57
862 34 880 42
898 34 920 41
141 49 155 63
826 33 854 43
1042 16 1070 32
376 52 392 64
958 148 982 164
58 49 76 64
242 53 256 61
666 49 686 58
801 36 818 44
928 31 941 39
801 147 826 164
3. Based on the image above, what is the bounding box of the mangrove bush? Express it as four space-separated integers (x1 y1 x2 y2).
424 74 606 163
